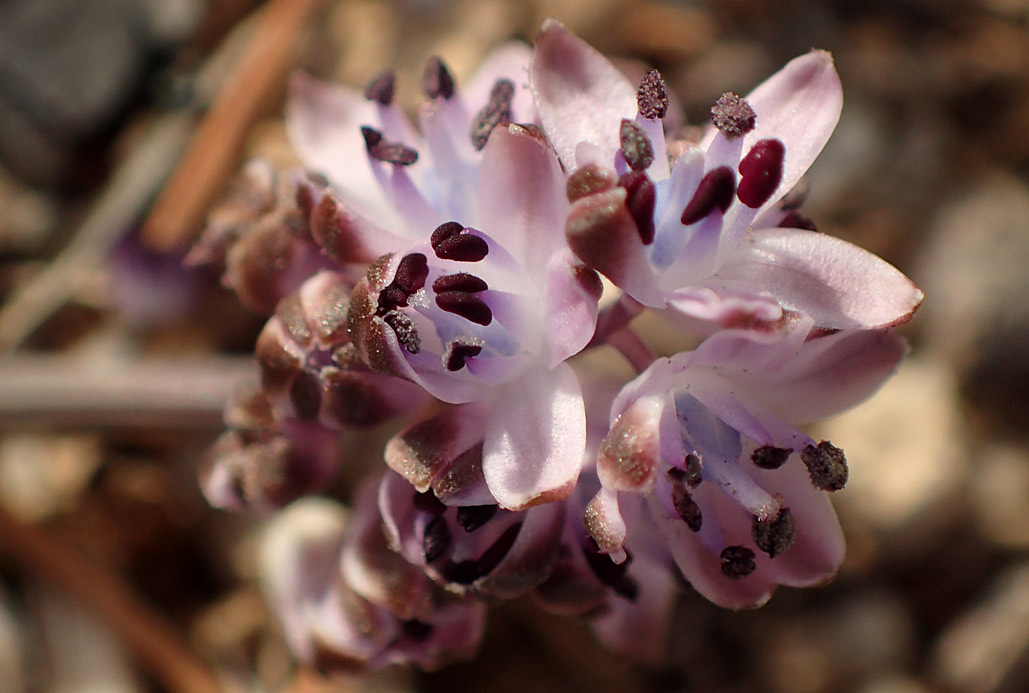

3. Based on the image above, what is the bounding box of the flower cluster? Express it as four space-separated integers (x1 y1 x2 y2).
193 20 922 670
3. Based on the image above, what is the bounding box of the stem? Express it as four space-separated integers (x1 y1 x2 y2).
607 327 655 374
587 293 645 350
0 506 222 693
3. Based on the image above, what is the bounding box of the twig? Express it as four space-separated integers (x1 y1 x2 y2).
0 504 223 693
0 113 195 353
141 0 324 252
0 355 255 429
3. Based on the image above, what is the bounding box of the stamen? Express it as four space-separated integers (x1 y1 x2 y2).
430 221 464 247
432 273 488 293
711 92 757 141
422 515 452 562
737 138 785 208
720 546 756 579
456 504 499 532
394 253 429 294
382 310 421 353
377 286 409 312
636 69 669 120
470 78 515 151
360 126 383 150
620 119 655 171
751 445 792 470
421 56 455 100
370 142 419 166
667 453 702 487
752 507 796 558
566 163 617 203
364 70 395 106
618 171 656 245
443 338 484 371
436 291 493 326
412 489 447 515
432 232 489 262
801 441 848 491
360 125 419 166
670 483 703 532
680 166 736 225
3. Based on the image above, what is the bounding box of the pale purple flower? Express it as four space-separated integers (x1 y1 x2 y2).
532 20 922 333
259 484 486 672
287 44 603 510
584 320 908 608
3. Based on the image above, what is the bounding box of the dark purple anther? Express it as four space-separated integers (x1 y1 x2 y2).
431 221 464 247
778 210 818 232
383 310 421 354
422 515 452 562
432 273 488 294
620 119 654 171
361 126 383 150
720 546 756 579
619 171 656 245
422 56 456 100
637 69 669 120
752 507 796 558
470 78 515 151
443 339 483 371
737 138 785 208
436 291 493 326
680 166 736 225
401 619 435 642
360 126 419 166
801 440 848 491
711 92 756 141
751 445 792 470
433 233 489 262
671 483 703 532
364 70 395 105
394 253 429 294
456 504 498 532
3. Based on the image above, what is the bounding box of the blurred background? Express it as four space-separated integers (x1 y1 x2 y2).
0 0 1028 691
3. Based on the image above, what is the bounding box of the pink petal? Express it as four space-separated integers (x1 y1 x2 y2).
482 363 586 510
715 227 924 329
728 327 910 424
464 42 536 125
648 492 777 609
544 250 602 367
476 501 566 599
566 187 665 306
753 459 846 587
703 51 843 211
530 19 638 171
477 123 569 272
384 404 490 493
286 73 389 216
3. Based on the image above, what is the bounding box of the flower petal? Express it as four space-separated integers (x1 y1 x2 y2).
286 73 391 217
477 123 569 272
703 50 843 211
483 363 586 510
544 250 602 367
530 19 638 171
715 227 923 329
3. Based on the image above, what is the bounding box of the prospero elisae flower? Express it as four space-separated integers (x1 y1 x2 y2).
585 319 908 608
192 16 925 675
287 43 604 510
260 483 486 673
532 21 922 333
